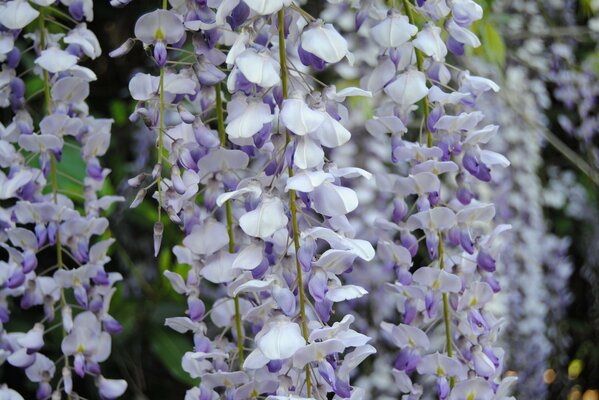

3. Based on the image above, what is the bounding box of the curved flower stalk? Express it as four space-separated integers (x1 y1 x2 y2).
113 0 375 398
0 1 125 399
469 62 552 398
349 0 514 397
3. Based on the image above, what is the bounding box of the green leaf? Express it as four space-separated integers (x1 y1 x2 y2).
110 100 129 127
150 328 197 386
480 22 506 67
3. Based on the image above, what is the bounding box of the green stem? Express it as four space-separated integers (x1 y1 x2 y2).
401 0 432 147
278 8 312 397
215 81 244 366
157 67 165 223
438 232 455 388
40 8 71 398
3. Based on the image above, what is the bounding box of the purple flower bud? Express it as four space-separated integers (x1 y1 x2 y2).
153 222 164 257
448 227 461 246
234 71 254 95
298 240 315 272
391 136 403 163
457 187 473 205
428 191 440 207
10 78 25 98
66 43 84 58
395 348 420 373
475 163 492 182
404 299 417 324
194 335 211 353
74 285 88 308
426 232 439 260
427 106 443 133
298 45 326 71
396 268 412 285
87 361 101 375
468 309 489 334
226 1 250 30
35 224 47 247
355 9 368 30
22 249 37 273
315 298 333 323
7 47 21 69
437 377 450 400
69 0 85 21
86 158 104 180
333 379 352 398
308 271 328 302
389 47 401 66
188 298 206 321
0 306 9 323
483 275 501 293
476 251 496 272
401 232 419 257
460 230 474 254
7 269 25 289
94 269 110 286
172 172 186 195
253 122 272 148
74 353 86 378
104 316 124 335
251 258 269 279
36 382 52 400
393 198 409 222
153 41 167 67
20 291 34 309
425 291 438 318
267 359 283 373
462 153 479 176
447 35 464 55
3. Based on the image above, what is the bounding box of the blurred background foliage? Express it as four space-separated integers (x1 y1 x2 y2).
1 1 599 399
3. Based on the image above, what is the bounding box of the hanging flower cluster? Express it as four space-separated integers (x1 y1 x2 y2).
471 62 552 398
346 0 515 397
0 1 125 399
112 0 379 398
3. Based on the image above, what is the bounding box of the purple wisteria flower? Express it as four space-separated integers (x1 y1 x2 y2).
0 1 125 398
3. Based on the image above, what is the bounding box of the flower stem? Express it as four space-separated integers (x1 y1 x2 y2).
278 8 312 397
40 8 71 398
401 0 432 147
438 232 455 388
157 66 165 223
215 81 244 366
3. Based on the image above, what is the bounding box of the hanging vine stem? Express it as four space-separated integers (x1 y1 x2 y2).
215 81 245 366
401 0 433 147
438 232 455 388
278 8 312 397
39 7 72 399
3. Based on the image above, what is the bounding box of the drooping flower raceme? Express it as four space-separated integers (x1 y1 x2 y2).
0 1 126 399
112 0 376 398
335 0 517 397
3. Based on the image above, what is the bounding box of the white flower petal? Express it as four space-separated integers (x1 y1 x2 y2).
0 0 39 30
240 197 288 239
235 49 281 88
256 319 306 360
294 136 324 170
35 48 78 74
183 220 229 255
326 285 368 302
280 98 324 136
370 13 417 48
301 23 349 64
384 69 429 106
134 9 184 44
312 183 358 217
